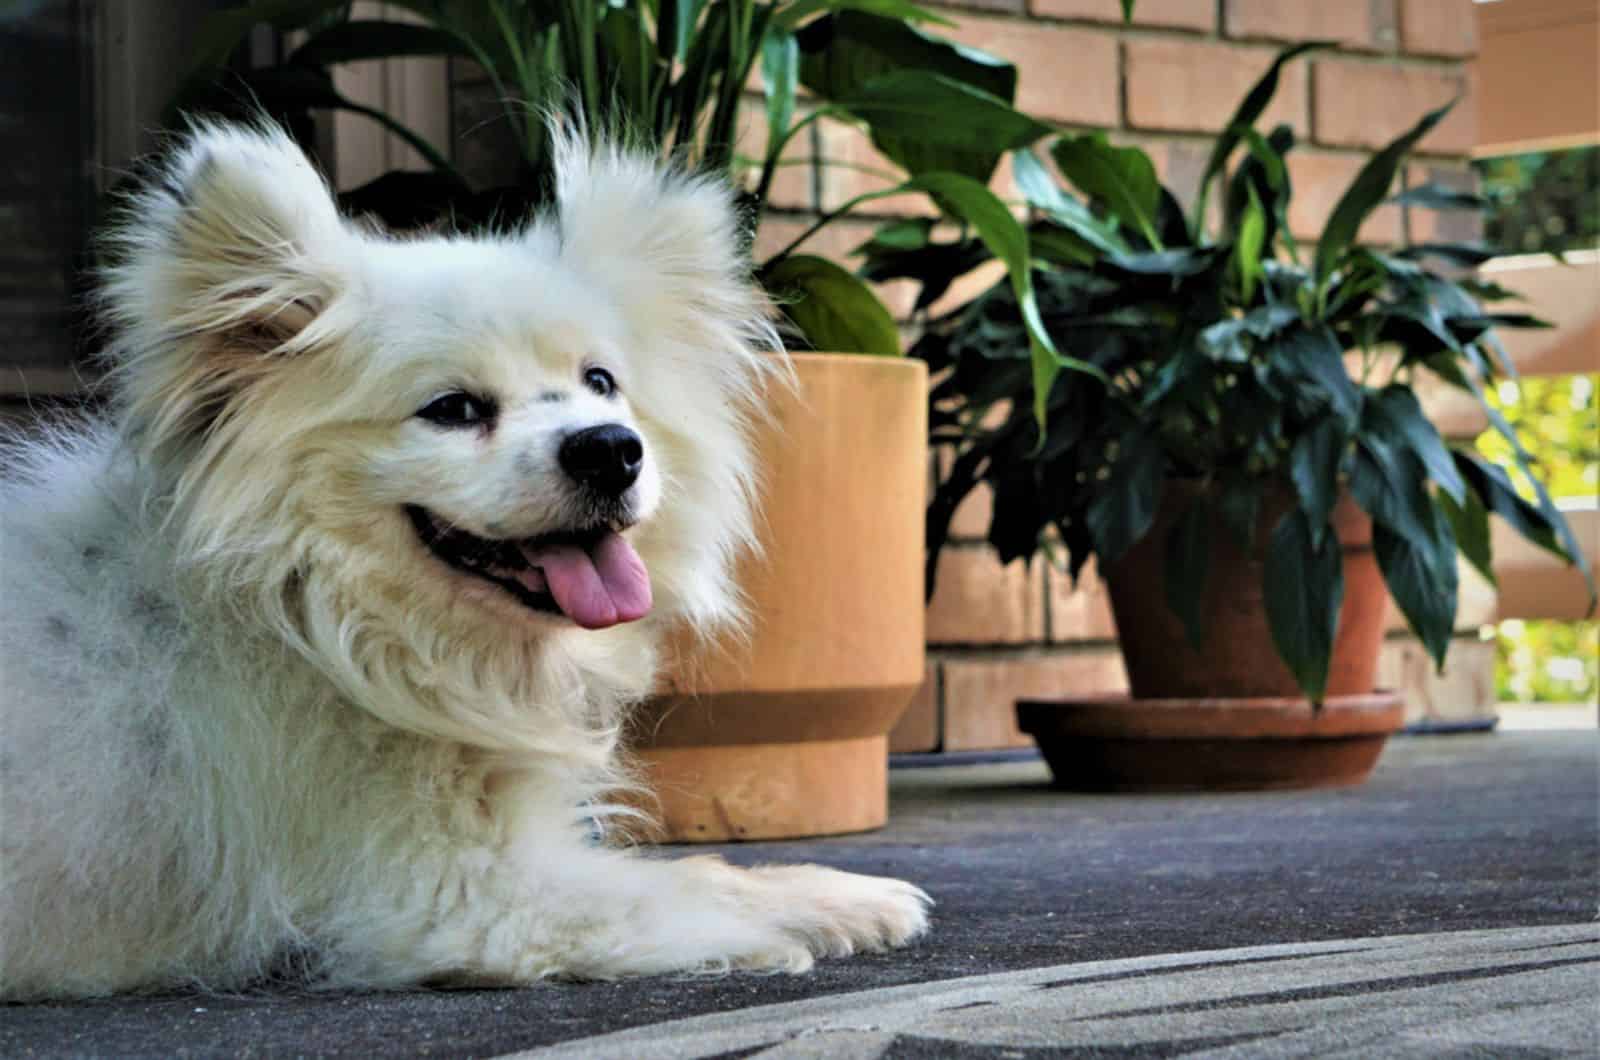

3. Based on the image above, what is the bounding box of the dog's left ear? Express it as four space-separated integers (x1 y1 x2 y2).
547 131 778 371
101 121 353 440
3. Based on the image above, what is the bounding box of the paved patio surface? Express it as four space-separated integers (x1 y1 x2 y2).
4 729 1596 1058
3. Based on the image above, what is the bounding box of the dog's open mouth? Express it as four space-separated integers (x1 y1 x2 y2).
405 506 651 629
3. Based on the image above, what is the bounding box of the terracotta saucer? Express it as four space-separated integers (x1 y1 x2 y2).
1015 692 1406 792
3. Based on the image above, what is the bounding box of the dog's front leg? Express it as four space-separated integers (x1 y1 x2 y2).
384 839 931 983
547 848 932 977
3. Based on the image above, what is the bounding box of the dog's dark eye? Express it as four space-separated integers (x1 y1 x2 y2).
417 391 496 428
584 366 618 399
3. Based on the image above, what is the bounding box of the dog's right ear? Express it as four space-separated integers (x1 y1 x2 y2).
100 121 352 440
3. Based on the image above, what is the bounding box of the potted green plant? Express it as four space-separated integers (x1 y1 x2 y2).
175 0 1084 837
893 43 1595 791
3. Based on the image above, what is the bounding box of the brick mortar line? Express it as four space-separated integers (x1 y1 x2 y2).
1307 49 1477 72
947 8 1470 65
1116 36 1131 130
1020 15 1220 43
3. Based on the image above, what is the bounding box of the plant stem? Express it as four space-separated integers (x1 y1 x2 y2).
762 180 911 267
752 108 828 213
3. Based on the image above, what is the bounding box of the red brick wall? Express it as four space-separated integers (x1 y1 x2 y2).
753 0 1485 751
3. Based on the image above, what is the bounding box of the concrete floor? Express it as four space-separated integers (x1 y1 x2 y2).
3 729 1596 1058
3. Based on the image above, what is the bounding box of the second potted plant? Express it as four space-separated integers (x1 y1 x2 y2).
902 44 1594 791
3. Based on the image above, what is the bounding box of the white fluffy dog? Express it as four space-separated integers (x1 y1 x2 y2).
0 122 928 999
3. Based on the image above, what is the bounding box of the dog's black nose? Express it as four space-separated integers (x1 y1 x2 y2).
559 424 643 496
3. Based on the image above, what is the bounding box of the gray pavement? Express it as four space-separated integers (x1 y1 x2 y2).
3 729 1596 1058
523 925 1599 1059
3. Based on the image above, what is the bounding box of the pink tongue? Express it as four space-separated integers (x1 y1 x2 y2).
521 532 651 629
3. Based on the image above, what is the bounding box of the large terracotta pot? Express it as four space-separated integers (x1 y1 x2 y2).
629 353 927 842
1105 481 1388 700
1016 481 1403 793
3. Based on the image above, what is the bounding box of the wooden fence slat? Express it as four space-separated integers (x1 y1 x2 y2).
1492 509 1599 622
1476 0 1600 155
1480 252 1600 379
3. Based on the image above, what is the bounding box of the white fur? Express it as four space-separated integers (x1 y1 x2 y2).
0 122 929 999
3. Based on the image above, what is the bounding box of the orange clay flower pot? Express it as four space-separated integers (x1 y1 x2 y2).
1105 481 1388 701
1017 481 1402 792
628 354 927 842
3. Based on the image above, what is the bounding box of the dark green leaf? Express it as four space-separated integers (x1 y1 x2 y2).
337 170 473 229
856 235 989 310
1051 134 1163 249
1395 242 1498 268
1105 247 1222 277
775 0 956 31
1289 417 1348 547
1456 277 1524 303
1224 125 1294 255
988 464 1045 564
1029 223 1100 267
857 217 934 253
1165 494 1213 650
840 72 1052 180
1314 99 1456 289
1274 325 1360 423
658 0 709 62
1375 516 1457 670
797 10 1015 105
1086 436 1165 565
899 171 1110 427
207 66 458 176
762 254 901 355
1366 386 1466 504
761 26 800 159
1264 508 1345 703
190 0 350 72
1193 41 1329 237
1154 186 1194 248
1012 148 1130 257
599 6 656 117
287 20 469 66
1452 450 1568 561
1375 288 1464 356
1348 433 1436 549
1388 182 1488 211
1437 484 1495 587
1451 314 1553 337
1200 304 1300 362
1217 476 1264 549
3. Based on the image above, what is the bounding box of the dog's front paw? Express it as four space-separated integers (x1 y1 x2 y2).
740 864 931 971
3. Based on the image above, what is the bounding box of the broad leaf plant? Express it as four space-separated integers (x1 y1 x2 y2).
903 43 1595 703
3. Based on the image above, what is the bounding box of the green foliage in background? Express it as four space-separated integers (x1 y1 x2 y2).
1476 146 1600 256
1474 143 1598 703
1493 619 1598 703
1479 375 1598 703
1478 375 1598 503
